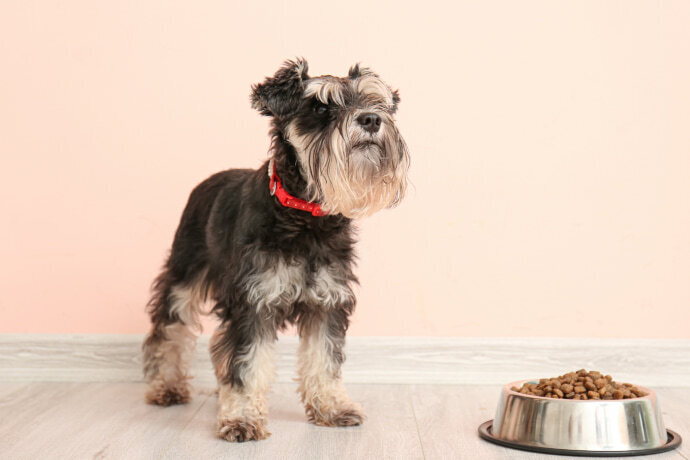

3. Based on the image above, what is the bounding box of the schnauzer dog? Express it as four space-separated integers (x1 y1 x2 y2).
142 58 409 442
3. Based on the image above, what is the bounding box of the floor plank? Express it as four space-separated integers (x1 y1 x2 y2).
657 388 690 460
163 384 424 460
0 383 685 460
410 384 684 460
0 383 30 399
0 383 209 460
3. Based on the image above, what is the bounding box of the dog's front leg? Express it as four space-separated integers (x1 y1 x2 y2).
210 317 276 442
297 308 365 426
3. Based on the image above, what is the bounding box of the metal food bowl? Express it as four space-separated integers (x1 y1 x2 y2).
478 379 682 457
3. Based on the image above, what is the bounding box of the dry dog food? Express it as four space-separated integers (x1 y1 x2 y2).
511 369 648 400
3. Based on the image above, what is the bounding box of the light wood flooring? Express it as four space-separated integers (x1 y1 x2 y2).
0 383 687 460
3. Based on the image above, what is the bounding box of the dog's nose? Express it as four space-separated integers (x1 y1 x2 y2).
356 112 382 133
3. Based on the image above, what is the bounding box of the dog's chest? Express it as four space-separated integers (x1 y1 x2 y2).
243 258 353 311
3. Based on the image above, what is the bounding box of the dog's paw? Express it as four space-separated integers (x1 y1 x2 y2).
145 379 191 406
306 402 365 427
217 417 271 442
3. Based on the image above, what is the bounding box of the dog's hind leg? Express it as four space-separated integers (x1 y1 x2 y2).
142 267 206 406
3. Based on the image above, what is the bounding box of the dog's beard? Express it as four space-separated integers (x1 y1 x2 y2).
287 114 409 218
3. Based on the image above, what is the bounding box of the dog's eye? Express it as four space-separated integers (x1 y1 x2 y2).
314 104 328 115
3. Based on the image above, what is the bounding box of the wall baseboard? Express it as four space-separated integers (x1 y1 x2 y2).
1 334 689 386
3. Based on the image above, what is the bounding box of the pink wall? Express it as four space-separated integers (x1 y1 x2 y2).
1 1 689 337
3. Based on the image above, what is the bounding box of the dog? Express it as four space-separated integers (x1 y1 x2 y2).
142 58 409 442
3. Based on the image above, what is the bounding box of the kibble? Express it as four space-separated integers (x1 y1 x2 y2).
510 369 648 400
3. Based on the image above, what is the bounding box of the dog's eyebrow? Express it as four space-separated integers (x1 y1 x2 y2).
304 78 346 106
353 74 394 107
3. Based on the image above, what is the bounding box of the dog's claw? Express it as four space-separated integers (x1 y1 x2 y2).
217 418 271 442
306 402 366 427
328 407 365 426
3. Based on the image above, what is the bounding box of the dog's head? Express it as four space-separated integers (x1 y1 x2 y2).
251 58 409 218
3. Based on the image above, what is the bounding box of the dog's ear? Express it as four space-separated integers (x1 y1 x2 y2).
347 63 374 79
391 89 401 114
251 58 309 118
348 63 363 79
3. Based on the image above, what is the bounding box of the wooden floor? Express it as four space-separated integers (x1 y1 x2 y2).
0 383 687 460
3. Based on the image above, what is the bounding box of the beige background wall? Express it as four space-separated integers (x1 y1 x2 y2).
1 1 688 337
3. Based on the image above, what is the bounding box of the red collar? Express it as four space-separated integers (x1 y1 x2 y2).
268 159 328 217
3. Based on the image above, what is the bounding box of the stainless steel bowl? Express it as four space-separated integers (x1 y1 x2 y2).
479 379 681 456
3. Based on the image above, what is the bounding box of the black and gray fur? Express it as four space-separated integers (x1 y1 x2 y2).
142 58 409 442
